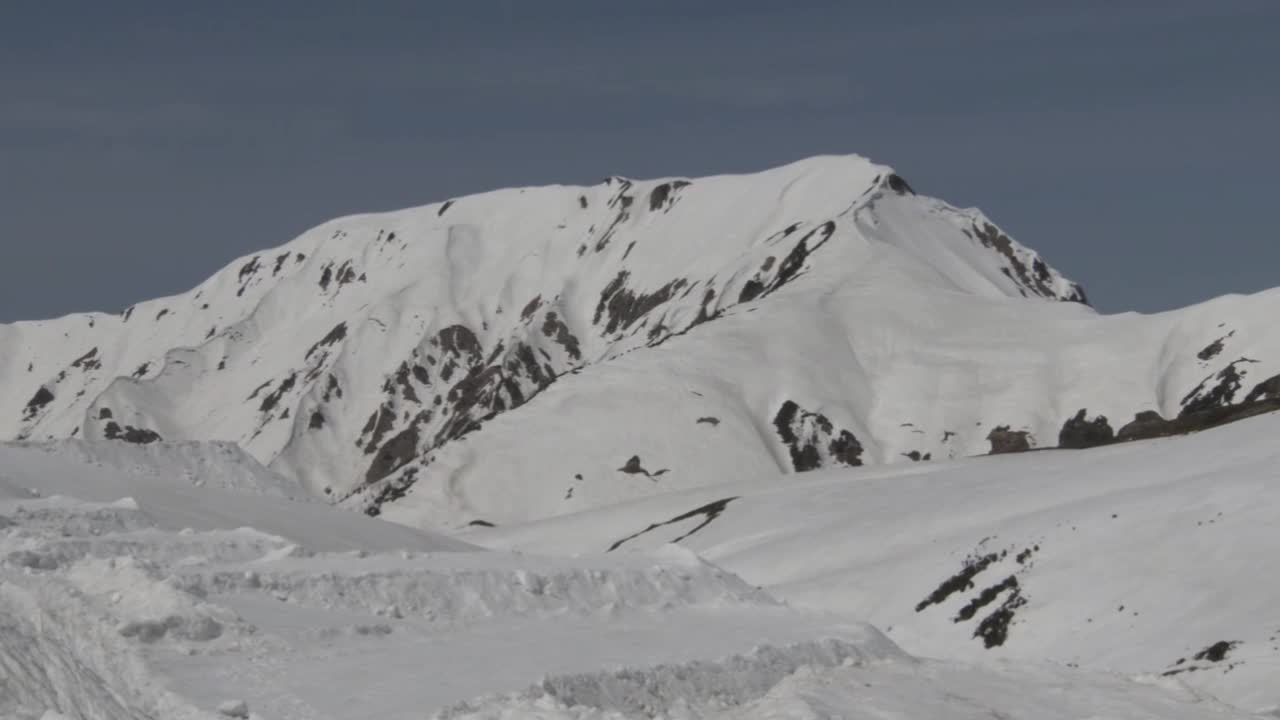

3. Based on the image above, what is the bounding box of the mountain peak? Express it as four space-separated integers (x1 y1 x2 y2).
3 154 1273 529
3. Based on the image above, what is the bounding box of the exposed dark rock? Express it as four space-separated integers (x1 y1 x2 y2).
71 347 100 371
273 252 290 275
987 426 1030 454
238 256 260 281
1181 358 1257 416
885 173 915 195
335 261 358 287
438 200 454 216
258 373 297 414
969 222 1087 303
738 278 766 304
364 467 419 516
411 364 430 385
521 295 543 321
361 403 397 454
1194 640 1239 663
155 309 169 321
306 323 348 360
696 416 720 426
772 222 836 290
593 180 634 252
916 552 1000 612
388 362 421 404
132 363 150 379
438 325 483 363
1118 398 1280 442
829 430 863 466
648 180 691 212
322 374 343 402
773 400 863 472
1116 410 1167 441
1198 337 1225 361
103 422 161 444
955 575 1019 622
542 311 582 360
364 415 426 486
608 497 738 552
593 271 688 335
1058 409 1114 449
23 387 55 420
309 411 326 430
743 226 834 304
617 455 667 480
98 407 113 420
467 519 496 528
973 586 1027 648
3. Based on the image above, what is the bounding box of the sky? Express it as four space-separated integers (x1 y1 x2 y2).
1 1 1277 322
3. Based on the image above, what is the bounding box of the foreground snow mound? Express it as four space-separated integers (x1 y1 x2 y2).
0 562 215 720
439 656 1254 720
19 154 1279 528
3 430 1269 718
0 441 474 553
434 637 906 720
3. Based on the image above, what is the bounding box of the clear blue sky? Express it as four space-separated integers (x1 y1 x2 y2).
2 1 1276 321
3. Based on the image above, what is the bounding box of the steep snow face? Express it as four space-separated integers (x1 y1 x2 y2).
3 154 1278 527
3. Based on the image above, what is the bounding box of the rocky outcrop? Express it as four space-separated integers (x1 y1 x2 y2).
1058 409 1114 449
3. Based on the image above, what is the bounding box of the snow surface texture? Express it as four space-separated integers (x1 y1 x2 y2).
2 420 1274 718
8 154 1276 529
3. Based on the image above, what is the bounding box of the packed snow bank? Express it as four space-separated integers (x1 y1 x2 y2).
51 438 302 498
435 636 906 720
0 441 474 553
179 548 776 624
436 652 1256 720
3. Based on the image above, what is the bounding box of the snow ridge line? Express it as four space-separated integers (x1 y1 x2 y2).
433 636 909 719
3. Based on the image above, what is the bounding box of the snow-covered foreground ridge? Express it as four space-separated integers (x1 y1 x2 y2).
2 418 1275 719
3 153 1279 528
477 410 1280 715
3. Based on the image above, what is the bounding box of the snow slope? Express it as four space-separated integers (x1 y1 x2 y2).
1 433 1270 719
8 154 1276 529
475 409 1280 713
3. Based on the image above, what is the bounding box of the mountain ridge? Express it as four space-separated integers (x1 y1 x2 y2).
2 154 1276 529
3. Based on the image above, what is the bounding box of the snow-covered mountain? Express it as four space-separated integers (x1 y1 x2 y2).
4 153 1280 719
4 155 1277 530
